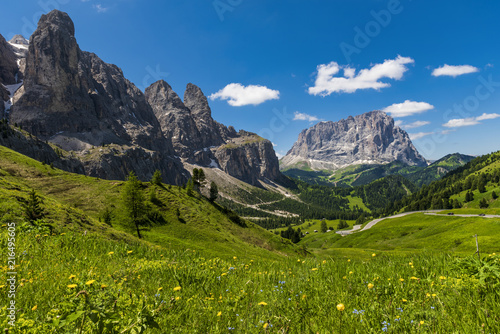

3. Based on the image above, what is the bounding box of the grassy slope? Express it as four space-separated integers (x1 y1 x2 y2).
0 145 298 260
326 213 500 254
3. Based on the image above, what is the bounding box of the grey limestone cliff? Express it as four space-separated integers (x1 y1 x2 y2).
281 110 427 171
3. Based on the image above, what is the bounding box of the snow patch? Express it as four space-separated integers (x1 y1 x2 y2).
209 159 220 169
2 81 24 114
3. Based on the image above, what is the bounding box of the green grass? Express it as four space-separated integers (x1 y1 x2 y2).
0 145 298 260
2 145 500 332
346 195 371 212
328 213 500 253
1 229 499 333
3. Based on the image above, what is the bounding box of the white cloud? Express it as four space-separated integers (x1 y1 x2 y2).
443 118 479 128
382 100 434 118
308 56 414 96
443 113 500 128
93 4 108 13
476 113 500 121
209 83 279 106
403 120 431 129
431 64 479 78
293 111 319 122
394 120 403 127
275 152 284 159
409 132 434 140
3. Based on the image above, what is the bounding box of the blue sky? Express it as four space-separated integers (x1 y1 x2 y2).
1 0 500 160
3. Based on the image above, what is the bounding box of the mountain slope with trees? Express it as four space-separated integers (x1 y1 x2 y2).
385 151 500 215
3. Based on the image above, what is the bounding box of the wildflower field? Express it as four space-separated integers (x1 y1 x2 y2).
1 228 499 333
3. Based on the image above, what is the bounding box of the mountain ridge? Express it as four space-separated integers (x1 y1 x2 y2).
281 110 427 172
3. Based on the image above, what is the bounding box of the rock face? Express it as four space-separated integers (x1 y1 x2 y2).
2 9 281 187
8 10 187 184
281 110 427 171
146 80 281 185
0 34 19 86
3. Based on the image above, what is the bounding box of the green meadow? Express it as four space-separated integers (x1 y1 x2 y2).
1 145 500 333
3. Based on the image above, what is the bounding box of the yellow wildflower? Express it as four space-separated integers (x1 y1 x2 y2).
67 284 77 289
420 320 425 325
263 323 269 329
127 251 133 254
258 302 268 306
336 303 345 311
107 252 114 255
173 286 181 292
311 268 318 271
402 299 407 302
399 278 404 282
372 253 376 257
68 275 76 280
32 305 37 311
368 283 374 289
217 311 222 316
101 284 107 289
85 280 96 285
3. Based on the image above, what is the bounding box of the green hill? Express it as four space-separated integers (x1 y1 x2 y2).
282 153 474 188
387 151 500 215
0 145 298 260
1 145 499 333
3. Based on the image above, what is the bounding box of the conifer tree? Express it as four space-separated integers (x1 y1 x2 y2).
151 170 163 186
209 181 219 202
123 171 145 239
22 189 44 223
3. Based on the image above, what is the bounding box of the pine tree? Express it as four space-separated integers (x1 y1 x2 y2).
492 191 498 200
122 171 145 239
151 170 163 186
22 189 44 223
479 198 489 209
101 207 114 226
320 220 327 233
209 181 219 202
186 178 194 196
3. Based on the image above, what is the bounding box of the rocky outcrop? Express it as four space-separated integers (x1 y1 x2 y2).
0 123 85 173
281 110 427 171
8 10 186 184
0 34 19 86
146 80 281 185
215 133 281 185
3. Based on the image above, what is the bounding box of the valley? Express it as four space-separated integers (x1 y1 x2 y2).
0 6 499 334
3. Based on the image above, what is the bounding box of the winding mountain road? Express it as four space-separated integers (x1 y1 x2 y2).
336 211 500 236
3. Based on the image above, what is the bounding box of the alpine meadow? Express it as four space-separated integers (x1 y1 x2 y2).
1 1 500 333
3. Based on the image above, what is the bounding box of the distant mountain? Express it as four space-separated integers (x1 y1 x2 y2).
284 153 474 188
281 110 427 172
145 80 281 186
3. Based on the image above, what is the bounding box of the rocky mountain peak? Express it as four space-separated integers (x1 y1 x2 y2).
38 10 75 37
7 10 186 184
9 35 29 45
146 80 189 113
281 110 427 171
184 83 212 119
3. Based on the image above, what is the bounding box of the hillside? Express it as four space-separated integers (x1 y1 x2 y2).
283 153 474 188
387 151 500 215
0 144 299 259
